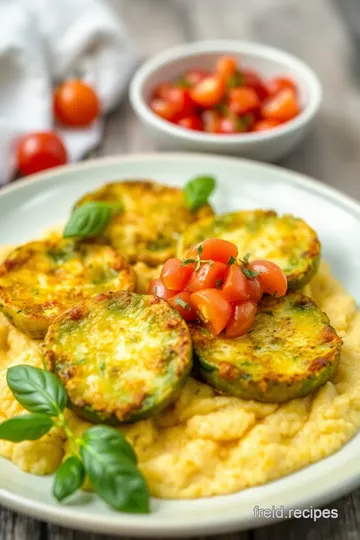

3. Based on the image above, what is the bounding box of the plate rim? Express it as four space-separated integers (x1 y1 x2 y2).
0 152 360 537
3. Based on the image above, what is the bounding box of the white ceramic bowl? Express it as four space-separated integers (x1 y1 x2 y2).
129 40 322 162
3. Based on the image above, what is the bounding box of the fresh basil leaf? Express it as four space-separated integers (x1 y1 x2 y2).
63 202 112 239
0 414 53 442
81 426 137 464
53 456 85 502
184 176 216 211
80 426 149 514
242 267 260 279
7 365 67 416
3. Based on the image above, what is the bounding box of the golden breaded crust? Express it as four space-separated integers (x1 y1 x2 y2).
75 180 214 266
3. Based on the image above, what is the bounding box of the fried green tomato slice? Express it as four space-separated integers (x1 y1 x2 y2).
75 180 214 266
44 291 193 424
0 237 136 339
178 210 321 289
190 293 342 403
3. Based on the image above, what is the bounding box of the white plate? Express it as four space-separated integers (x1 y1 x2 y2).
0 153 359 537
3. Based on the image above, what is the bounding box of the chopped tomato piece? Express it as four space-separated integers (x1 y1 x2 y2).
225 301 257 338
190 76 225 108
252 119 282 132
153 82 173 101
150 99 179 122
216 56 238 80
261 89 300 122
191 289 232 335
241 69 269 101
221 264 250 302
148 278 179 300
228 87 260 115
177 116 203 131
167 87 195 117
186 69 209 86
186 238 238 265
246 276 263 302
202 110 221 133
161 258 194 290
186 262 227 292
268 77 297 96
248 260 287 297
168 292 198 321
218 115 246 134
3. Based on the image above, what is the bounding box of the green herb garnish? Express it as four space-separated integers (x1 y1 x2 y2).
0 365 149 513
226 71 244 90
242 267 260 279
184 175 216 211
227 255 236 266
175 298 190 310
63 202 116 239
215 279 223 289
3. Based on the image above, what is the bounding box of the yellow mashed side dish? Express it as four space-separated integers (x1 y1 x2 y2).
0 242 359 499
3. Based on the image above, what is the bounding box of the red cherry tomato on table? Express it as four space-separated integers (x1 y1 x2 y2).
185 69 209 86
261 89 300 122
168 292 198 321
216 56 238 80
161 258 194 290
186 238 238 265
177 116 203 131
268 77 297 96
221 265 250 302
225 301 257 338
252 119 282 132
246 276 263 302
148 278 179 300
186 261 227 292
54 80 100 127
248 260 287 297
150 99 179 122
228 87 260 115
241 69 269 101
202 110 221 133
191 289 232 335
190 76 225 108
16 132 67 176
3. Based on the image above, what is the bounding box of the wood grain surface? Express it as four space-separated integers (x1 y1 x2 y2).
1 0 360 538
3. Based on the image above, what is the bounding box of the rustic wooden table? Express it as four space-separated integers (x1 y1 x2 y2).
1 0 360 538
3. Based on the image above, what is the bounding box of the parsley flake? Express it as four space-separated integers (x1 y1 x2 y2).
242 267 260 279
175 297 191 310
227 255 236 266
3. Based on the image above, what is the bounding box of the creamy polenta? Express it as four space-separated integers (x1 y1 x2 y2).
0 245 359 499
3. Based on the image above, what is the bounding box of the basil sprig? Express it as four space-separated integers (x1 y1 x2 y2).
63 202 115 239
184 175 216 211
0 365 150 514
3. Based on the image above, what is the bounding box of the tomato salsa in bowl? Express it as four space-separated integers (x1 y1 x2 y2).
129 41 322 162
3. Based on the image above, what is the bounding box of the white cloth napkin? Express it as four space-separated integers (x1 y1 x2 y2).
0 0 138 184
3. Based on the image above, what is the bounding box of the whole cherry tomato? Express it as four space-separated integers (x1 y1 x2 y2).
225 301 257 338
150 99 179 121
221 264 250 302
191 289 232 335
161 258 194 290
261 89 300 122
190 76 225 108
246 276 263 302
248 260 287 297
185 69 209 86
216 56 238 80
186 238 238 265
186 261 227 292
268 77 297 96
148 278 179 300
252 119 282 132
228 87 260 115
202 110 221 133
54 80 100 127
177 116 203 131
168 291 198 321
16 132 67 176
166 87 195 117
241 69 269 101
